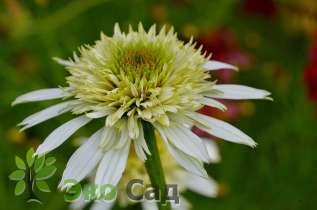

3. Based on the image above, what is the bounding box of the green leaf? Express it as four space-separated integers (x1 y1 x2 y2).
26 148 35 167
34 155 45 173
15 156 26 170
35 166 57 181
15 180 26 196
9 170 25 181
36 180 51 192
45 157 56 166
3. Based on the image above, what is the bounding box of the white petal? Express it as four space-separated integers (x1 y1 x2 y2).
90 201 115 210
134 141 147 161
18 100 76 131
142 200 158 210
188 112 256 147
36 115 92 155
59 129 104 188
100 126 120 150
128 116 140 139
207 84 272 100
184 173 218 197
86 111 108 119
158 125 210 162
53 57 74 66
142 196 190 210
95 141 131 186
70 195 87 210
171 196 191 210
201 60 238 71
134 123 151 161
202 138 221 163
155 126 208 178
166 144 208 178
12 88 70 106
198 97 227 111
115 129 129 149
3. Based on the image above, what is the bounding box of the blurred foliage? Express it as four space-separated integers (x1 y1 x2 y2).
0 0 316 210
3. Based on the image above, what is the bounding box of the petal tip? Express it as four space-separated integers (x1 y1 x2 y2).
11 100 19 106
265 96 274 101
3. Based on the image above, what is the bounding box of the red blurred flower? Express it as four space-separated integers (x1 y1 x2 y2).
197 29 251 82
304 63 317 101
304 31 317 101
242 0 277 18
309 32 317 62
198 101 242 122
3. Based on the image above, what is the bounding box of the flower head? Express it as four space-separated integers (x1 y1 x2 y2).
13 23 271 188
62 23 211 131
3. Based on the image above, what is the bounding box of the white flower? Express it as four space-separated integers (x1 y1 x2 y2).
13 23 271 189
70 137 220 210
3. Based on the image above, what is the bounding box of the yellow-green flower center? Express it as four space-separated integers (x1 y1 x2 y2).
121 48 157 71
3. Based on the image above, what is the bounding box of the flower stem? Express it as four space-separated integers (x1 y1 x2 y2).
142 121 171 210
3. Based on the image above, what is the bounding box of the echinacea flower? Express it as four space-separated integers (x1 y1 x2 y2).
70 136 219 210
13 23 271 189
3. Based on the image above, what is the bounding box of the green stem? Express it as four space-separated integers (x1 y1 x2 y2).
143 121 171 210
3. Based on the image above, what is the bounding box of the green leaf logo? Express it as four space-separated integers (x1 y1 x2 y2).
15 180 26 196
45 157 56 166
15 156 26 170
26 148 35 167
9 170 25 181
35 166 57 181
34 155 45 173
36 181 51 193
9 147 58 203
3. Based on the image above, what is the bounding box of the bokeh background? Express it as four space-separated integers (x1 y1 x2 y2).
1 0 317 209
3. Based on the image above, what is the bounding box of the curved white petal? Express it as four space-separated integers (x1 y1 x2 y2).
187 112 256 147
90 201 115 210
128 116 139 139
53 57 74 66
95 141 131 186
86 111 109 119
172 196 191 210
201 60 238 71
18 100 76 131
155 125 208 178
36 115 92 155
142 200 158 210
59 129 104 189
158 125 210 163
70 194 86 210
184 173 218 198
202 138 221 163
100 126 120 150
198 97 227 111
141 194 190 210
134 141 147 161
115 124 130 149
134 122 151 161
208 84 271 100
12 88 70 106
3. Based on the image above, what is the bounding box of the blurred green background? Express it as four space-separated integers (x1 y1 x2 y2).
1 0 317 210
